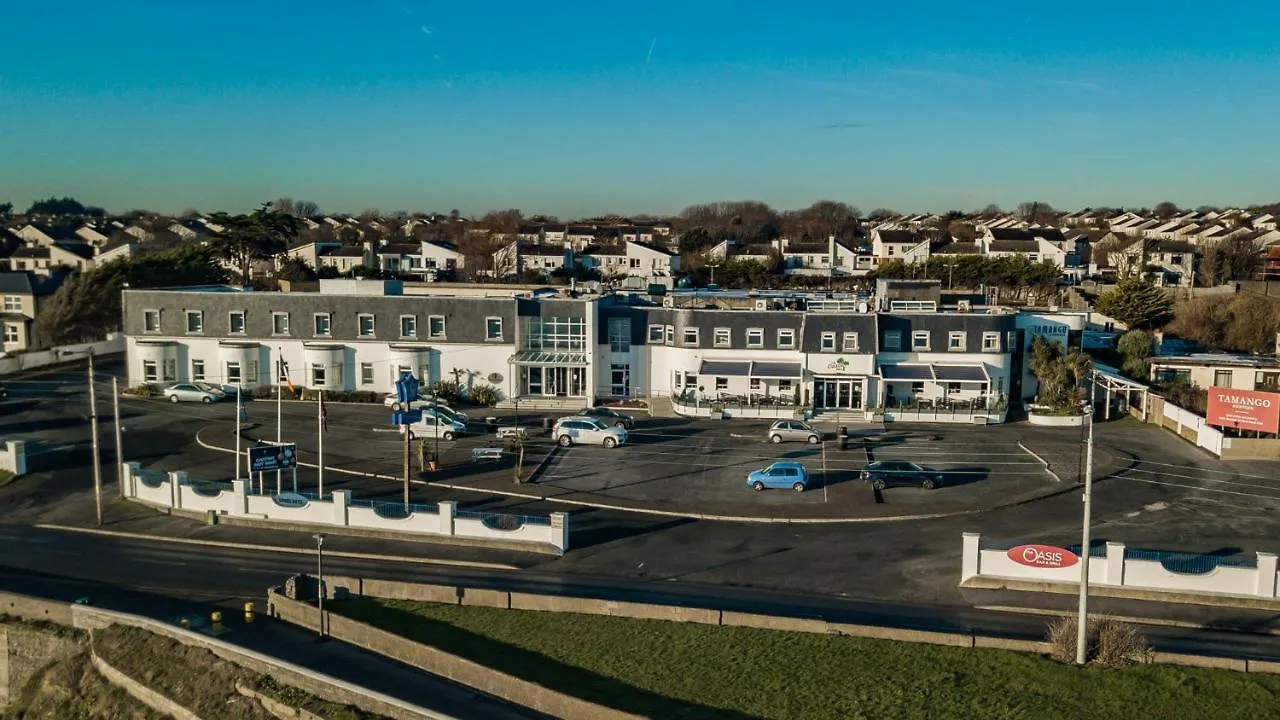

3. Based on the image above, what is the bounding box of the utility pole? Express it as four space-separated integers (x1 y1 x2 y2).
88 352 103 527
313 533 326 640
112 377 124 499
402 422 411 510
1075 394 1096 665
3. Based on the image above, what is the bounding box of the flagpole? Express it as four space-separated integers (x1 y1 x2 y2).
235 382 243 484
276 346 283 494
318 390 325 499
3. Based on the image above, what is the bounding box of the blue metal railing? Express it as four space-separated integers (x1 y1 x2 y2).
1122 548 1257 574
349 498 438 518
455 509 551 528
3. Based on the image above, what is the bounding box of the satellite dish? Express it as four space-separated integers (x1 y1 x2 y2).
488 373 504 383
857 301 869 313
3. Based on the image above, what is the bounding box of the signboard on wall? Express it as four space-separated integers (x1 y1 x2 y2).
1006 544 1078 569
1206 387 1280 434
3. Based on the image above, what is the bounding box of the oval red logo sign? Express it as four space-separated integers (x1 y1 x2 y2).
1007 544 1078 569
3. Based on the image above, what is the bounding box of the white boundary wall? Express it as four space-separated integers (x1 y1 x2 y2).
122 462 568 553
1162 401 1225 455
0 441 26 475
961 533 1280 599
0 335 124 375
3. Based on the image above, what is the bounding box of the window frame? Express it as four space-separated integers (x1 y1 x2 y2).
228 310 245 335
428 315 446 339
143 309 161 333
842 332 859 353
486 317 504 342
184 310 203 334
357 313 376 338
884 330 902 351
1 295 20 313
313 312 332 337
225 361 242 385
360 362 374 385
820 331 836 352
142 360 158 382
647 324 664 343
1214 369 1233 387
190 359 205 381
713 327 731 348
271 311 290 336
311 363 327 387
2 323 18 343
682 327 700 347
714 376 728 391
948 331 966 352
911 330 931 351
746 327 764 348
399 314 417 339
981 331 1000 352
777 328 796 349
664 325 674 346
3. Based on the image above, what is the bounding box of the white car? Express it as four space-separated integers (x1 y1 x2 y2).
384 392 455 410
162 383 224 404
552 416 628 448
403 414 466 441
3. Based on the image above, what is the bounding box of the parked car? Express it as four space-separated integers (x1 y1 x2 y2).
403 414 467 441
580 406 635 429
552 416 628 448
162 383 224 404
766 420 821 444
746 461 810 492
384 392 455 410
423 403 468 425
194 382 235 398
860 460 944 490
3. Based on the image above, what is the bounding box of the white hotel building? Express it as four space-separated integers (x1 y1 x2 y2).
123 279 1081 419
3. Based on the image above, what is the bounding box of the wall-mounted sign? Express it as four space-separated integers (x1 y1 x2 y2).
1006 544 1078 569
273 492 310 508
248 444 297 473
827 357 852 374
1207 387 1280 434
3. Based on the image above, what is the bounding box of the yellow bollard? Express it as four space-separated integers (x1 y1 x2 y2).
210 610 222 624
243 601 255 624
179 618 191 630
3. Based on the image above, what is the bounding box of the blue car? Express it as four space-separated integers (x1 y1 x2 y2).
747 461 810 493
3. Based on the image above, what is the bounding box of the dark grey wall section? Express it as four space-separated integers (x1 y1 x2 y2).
598 304 650 345
878 312 1017 352
125 289 516 344
801 314 879 352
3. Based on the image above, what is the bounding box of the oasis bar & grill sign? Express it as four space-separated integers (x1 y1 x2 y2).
1206 387 1280 434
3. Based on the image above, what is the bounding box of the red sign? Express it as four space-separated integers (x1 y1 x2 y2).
1206 387 1280 434
1007 545 1078 569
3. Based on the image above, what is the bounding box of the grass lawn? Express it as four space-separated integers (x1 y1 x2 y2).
334 598 1280 720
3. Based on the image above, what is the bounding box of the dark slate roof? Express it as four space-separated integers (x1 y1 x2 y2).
328 246 368 258
522 244 568 257
933 242 981 255
1034 228 1065 242
10 246 50 259
581 244 626 256
934 364 988 382
55 242 94 259
28 223 79 241
880 364 934 381
630 240 675 256
376 243 420 255
989 228 1037 241
566 226 596 235
730 244 774 256
422 239 458 252
1152 240 1198 254
0 272 34 294
989 240 1040 252
785 242 828 254
877 229 919 244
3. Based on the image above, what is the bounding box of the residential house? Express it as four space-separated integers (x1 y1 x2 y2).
1149 354 1280 395
871 228 930 266
565 226 597 250
419 239 465 274
726 243 775 265
75 224 112 245
1255 214 1276 231
123 225 154 241
372 243 423 277
1 271 70 353
16 224 81 247
285 240 342 270
169 219 217 241
491 241 570 277
94 234 140 266
578 244 629 278
0 230 20 270
318 245 371 275
1112 239 1199 286
624 240 679 279
7 242 94 275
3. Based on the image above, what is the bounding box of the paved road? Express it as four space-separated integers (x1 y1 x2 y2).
1 524 1278 663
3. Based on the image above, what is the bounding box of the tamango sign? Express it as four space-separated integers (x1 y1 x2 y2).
1206 387 1280 434
1006 544 1079 569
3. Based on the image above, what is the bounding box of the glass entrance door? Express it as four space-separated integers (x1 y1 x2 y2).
815 378 863 409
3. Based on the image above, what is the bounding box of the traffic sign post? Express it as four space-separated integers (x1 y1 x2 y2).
391 372 422 511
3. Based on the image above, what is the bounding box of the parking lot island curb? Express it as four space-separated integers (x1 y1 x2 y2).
1017 441 1062 482
194 426 1080 525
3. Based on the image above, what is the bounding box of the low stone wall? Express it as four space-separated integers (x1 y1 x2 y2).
90 648 204 720
0 441 26 476
1026 412 1087 427
269 589 643 720
0 590 75 626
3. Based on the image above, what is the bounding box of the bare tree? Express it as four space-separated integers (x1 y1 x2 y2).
979 204 1004 216
1016 201 1057 226
1154 201 1180 219
867 208 898 221
947 220 977 242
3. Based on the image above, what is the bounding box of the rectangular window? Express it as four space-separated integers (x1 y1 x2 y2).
246 361 258 384
1214 369 1233 387
948 331 966 351
399 315 416 338
143 360 158 382
191 359 205 381
2 295 19 312
311 364 326 387
664 325 674 345
272 312 290 335
228 311 245 334
746 328 764 348
777 328 795 349
713 327 731 348
982 332 1000 352
608 317 629 352
715 376 728 391
842 332 859 352
750 377 761 391
163 359 176 382
948 382 962 395
648 324 664 343
334 363 344 386
358 314 376 337
778 379 793 391
884 331 902 351
428 315 446 338
911 381 925 394
185 311 203 334
360 363 374 385
143 309 160 333
2 324 17 343
485 317 504 342
912 331 930 351
683 328 700 346
820 332 836 352
314 313 332 336
225 361 241 384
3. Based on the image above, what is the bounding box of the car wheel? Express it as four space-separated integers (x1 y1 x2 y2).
442 431 454 441
872 479 886 491
792 482 806 493
168 395 179 403
921 478 936 490
202 396 212 404
769 434 782 444
807 434 820 444
558 435 573 447
615 421 627 429
603 436 617 449
752 481 765 492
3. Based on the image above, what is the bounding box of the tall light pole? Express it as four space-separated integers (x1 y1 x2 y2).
313 533 326 640
112 377 124 499
1075 391 1096 665
88 351 103 527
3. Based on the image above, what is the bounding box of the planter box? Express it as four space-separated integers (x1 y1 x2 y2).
1027 412 1087 427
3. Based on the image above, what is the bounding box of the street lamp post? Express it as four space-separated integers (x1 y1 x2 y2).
313 533 326 640
1075 393 1096 665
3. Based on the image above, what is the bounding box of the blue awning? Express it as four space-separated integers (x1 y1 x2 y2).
700 360 751 376
880 364 935 381
751 361 804 378
933 364 989 383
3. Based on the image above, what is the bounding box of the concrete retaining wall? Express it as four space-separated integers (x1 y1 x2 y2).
90 648 204 720
122 465 568 553
0 336 123 376
0 590 75 626
0 441 26 476
269 590 642 720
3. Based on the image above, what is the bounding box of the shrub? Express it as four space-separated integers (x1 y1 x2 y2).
1046 617 1152 666
127 384 156 398
250 385 274 400
431 380 463 403
468 383 501 407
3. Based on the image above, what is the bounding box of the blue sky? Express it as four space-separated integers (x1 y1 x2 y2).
2 1 1278 217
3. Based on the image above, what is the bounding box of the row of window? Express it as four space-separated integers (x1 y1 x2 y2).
142 357 426 388
3 295 22 312
144 309 505 342
647 325 1005 353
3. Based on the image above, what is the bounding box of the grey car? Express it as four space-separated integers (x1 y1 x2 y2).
766 420 821 444
162 382 223 404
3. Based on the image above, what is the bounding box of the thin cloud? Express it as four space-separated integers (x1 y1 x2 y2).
889 67 998 87
642 36 656 78
815 123 869 129
420 25 432 35
1047 79 1105 92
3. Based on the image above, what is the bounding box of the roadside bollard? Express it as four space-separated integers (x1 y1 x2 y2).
211 610 224 633
179 618 191 630
243 601 255 624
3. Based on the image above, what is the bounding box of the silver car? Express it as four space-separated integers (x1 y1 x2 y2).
553 416 627 448
766 420 821 444
163 382 223 404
